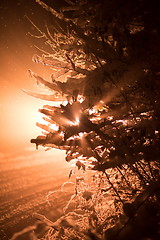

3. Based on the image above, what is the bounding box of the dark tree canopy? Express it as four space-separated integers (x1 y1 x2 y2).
25 1 160 238
27 0 160 171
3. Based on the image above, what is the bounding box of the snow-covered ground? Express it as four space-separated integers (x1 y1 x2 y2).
0 148 73 239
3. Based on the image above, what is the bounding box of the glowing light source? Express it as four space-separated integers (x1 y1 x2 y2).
75 117 80 125
70 117 80 126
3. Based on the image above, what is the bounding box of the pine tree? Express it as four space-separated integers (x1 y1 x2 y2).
25 0 160 239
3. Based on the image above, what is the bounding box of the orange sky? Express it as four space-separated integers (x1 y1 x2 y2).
0 42 57 153
0 0 56 153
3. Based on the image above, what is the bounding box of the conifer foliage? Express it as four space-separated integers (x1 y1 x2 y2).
25 0 160 239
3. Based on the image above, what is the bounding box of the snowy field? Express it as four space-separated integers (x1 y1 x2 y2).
0 148 73 240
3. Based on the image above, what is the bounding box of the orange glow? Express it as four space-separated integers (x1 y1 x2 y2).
0 7 56 153
69 117 80 126
0 80 61 153
0 49 63 153
74 117 80 125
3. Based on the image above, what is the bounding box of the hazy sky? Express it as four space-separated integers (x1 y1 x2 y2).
0 0 56 153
